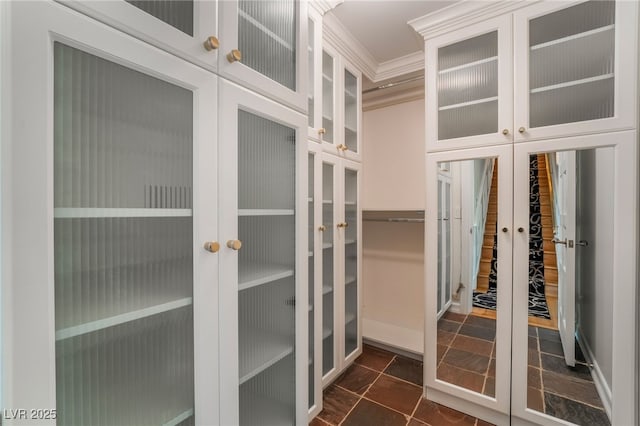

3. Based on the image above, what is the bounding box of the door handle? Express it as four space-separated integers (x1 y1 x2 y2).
552 238 567 246
576 240 589 247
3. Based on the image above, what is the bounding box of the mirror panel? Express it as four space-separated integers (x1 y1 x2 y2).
436 158 498 398
525 148 612 425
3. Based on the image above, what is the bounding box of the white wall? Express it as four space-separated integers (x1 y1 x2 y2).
575 148 614 389
362 99 425 210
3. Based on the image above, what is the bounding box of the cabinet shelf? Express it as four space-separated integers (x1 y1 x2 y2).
323 199 333 204
163 409 194 426
530 24 614 51
308 251 313 257
238 9 293 51
323 284 333 295
238 209 294 216
438 96 498 111
308 197 313 202
438 56 497 75
322 73 333 83
54 208 191 218
344 201 357 206
345 239 356 245
238 263 294 291
345 275 356 285
322 326 332 339
239 328 293 384
530 73 613 94
345 312 356 324
55 297 193 341
322 242 333 249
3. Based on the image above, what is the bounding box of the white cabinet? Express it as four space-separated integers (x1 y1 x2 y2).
4 2 308 425
7 2 218 424
312 153 362 387
308 8 324 141
422 0 637 151
218 80 308 426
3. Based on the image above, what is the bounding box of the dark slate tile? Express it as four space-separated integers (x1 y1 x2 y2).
335 363 379 395
575 342 587 363
527 387 544 412
437 344 448 363
437 362 484 393
437 330 456 346
408 419 428 426
483 377 495 397
317 385 359 425
450 334 493 357
438 319 462 333
528 326 538 337
443 311 467 323
458 324 496 342
539 338 564 356
537 327 561 343
544 392 611 426
541 353 592 382
528 336 538 350
355 344 395 372
528 348 540 368
487 358 496 378
341 399 407 426
528 366 541 389
384 355 423 386
413 398 477 426
365 374 422 415
542 371 603 408
477 420 496 426
464 315 496 329
309 417 331 426
442 348 490 375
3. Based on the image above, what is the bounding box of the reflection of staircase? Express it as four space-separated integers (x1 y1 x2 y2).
537 154 558 298
477 164 498 293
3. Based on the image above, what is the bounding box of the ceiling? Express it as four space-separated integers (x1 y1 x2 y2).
328 0 455 64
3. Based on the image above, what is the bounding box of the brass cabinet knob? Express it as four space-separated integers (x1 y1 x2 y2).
337 222 348 228
203 36 219 51
518 227 525 233
204 241 220 253
227 49 242 63
502 129 509 135
341 145 348 151
519 127 526 133
318 128 326 135
318 225 326 232
226 239 242 250
336 144 348 152
502 227 508 233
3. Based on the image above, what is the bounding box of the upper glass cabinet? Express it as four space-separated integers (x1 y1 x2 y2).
342 64 361 159
426 15 513 151
514 0 637 141
61 0 218 69
219 0 308 112
308 9 323 140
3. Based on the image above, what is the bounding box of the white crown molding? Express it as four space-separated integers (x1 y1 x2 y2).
375 51 424 82
363 86 424 112
323 12 378 80
409 0 536 40
309 0 343 16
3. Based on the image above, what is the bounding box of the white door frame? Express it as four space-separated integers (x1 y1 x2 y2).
512 131 637 426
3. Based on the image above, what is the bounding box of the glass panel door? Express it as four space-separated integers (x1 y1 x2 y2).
344 69 358 153
126 0 194 35
343 168 359 357
322 50 335 145
54 42 196 425
308 17 315 129
322 162 335 377
237 110 297 425
527 1 615 128
307 152 315 409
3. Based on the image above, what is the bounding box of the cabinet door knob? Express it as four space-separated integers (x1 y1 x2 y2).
203 36 219 51
518 227 525 233
502 129 509 135
227 49 242 63
519 127 526 133
318 128 326 135
318 225 326 232
226 239 242 250
502 227 508 233
203 241 220 253
337 222 348 228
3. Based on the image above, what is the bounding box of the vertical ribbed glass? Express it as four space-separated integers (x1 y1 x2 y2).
437 180 443 313
322 162 334 375
344 70 358 152
322 51 334 144
344 169 358 356
437 31 498 140
237 110 296 425
444 182 451 305
126 0 194 35
308 17 315 128
239 0 297 90
53 43 195 424
529 0 615 128
307 153 315 409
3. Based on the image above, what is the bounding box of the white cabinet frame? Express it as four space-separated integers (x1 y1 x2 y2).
308 8 324 142
4 2 219 423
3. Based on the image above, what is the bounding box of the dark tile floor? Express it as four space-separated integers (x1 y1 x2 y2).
311 344 494 426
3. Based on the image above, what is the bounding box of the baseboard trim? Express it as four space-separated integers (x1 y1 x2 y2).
576 328 612 419
362 317 423 355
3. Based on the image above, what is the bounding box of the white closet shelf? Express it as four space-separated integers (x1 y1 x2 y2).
322 242 333 249
438 96 498 111
530 24 614 51
322 326 332 339
438 56 497 75
240 392 293 425
308 197 313 202
323 199 333 204
239 328 293 384
308 251 313 257
530 73 613 94
322 284 333 295
345 239 356 245
54 208 191 218
238 9 293 51
322 73 333 83
238 209 294 216
308 304 313 312
345 312 356 324
238 262 294 291
55 297 193 341
345 275 357 285
163 409 194 426
345 126 357 135
344 201 357 206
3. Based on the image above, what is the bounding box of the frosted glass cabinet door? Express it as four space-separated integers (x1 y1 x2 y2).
219 0 308 112
321 48 337 148
342 61 362 161
9 3 218 423
513 0 637 141
426 15 513 151
307 9 324 140
218 80 307 426
61 0 218 70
